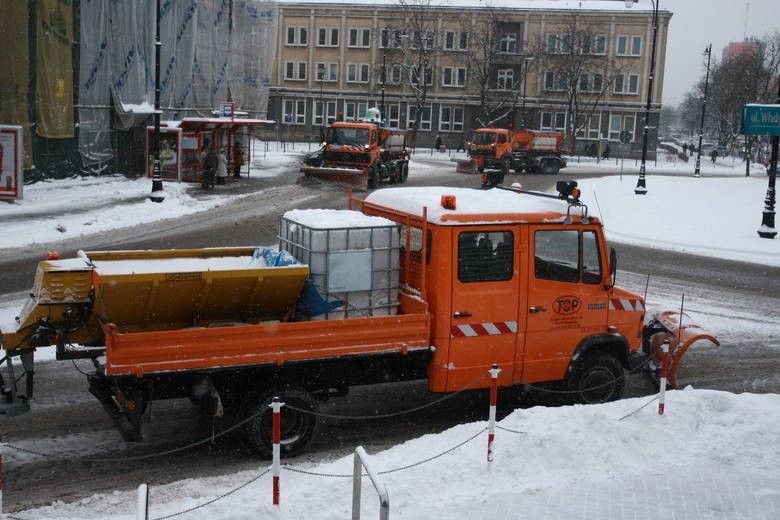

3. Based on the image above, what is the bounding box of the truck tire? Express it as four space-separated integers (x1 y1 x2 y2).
569 353 624 404
541 159 560 175
501 155 511 177
399 162 409 183
243 386 318 459
367 160 381 189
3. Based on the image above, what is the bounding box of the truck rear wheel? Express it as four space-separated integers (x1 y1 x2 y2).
243 386 318 458
399 162 409 183
569 353 624 404
541 159 560 175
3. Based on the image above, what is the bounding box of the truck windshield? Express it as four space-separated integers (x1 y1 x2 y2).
327 127 370 147
472 132 497 145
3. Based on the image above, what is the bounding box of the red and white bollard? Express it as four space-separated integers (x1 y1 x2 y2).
658 340 670 415
487 364 501 466
271 397 284 506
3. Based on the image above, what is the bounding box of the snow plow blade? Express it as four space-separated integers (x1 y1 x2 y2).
451 157 477 174
300 165 368 191
647 310 720 387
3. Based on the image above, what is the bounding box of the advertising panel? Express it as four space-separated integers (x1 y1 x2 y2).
0 126 24 200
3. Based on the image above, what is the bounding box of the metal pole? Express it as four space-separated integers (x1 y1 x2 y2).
634 0 659 195
150 0 164 202
381 27 387 124
694 44 712 178
521 58 530 128
757 77 779 239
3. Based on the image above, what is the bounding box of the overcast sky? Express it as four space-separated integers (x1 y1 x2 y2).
662 0 779 106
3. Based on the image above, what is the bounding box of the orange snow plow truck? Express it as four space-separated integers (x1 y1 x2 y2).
0 181 718 458
455 127 568 188
300 108 409 191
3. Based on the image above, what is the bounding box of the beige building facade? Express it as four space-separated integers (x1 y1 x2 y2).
269 1 671 156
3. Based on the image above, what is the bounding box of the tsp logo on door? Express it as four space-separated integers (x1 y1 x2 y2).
553 296 581 315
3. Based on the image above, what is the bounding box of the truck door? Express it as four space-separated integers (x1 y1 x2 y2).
447 228 519 390
523 226 608 383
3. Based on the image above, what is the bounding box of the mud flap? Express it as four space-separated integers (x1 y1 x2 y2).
647 310 720 387
299 165 368 191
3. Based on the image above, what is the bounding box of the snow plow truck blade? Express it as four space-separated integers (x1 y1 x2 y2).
451 157 478 174
300 165 368 191
647 310 720 388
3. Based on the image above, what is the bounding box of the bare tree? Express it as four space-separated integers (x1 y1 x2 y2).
385 0 442 146
539 20 629 151
679 31 780 149
462 8 536 128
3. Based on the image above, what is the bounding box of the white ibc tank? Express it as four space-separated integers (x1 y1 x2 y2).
279 209 401 319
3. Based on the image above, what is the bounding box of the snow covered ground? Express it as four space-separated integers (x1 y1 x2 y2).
1 146 779 519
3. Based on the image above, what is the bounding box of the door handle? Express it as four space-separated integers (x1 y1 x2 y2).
529 306 547 313
453 312 472 318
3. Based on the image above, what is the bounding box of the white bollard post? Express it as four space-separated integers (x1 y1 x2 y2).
271 397 284 506
658 340 670 415
487 364 501 466
136 483 149 520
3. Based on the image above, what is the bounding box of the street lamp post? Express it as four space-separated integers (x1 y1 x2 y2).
380 27 388 124
317 64 325 130
150 0 164 203
694 44 712 178
626 0 659 195
757 77 779 239
520 57 534 128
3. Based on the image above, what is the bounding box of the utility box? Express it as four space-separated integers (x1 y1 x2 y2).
279 209 400 319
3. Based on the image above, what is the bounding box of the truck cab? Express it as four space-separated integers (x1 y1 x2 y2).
361 183 645 402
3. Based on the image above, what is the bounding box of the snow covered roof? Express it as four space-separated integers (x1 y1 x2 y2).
365 186 586 225
277 0 660 13
283 209 397 229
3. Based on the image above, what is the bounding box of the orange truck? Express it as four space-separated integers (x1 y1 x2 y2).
456 128 568 188
0 182 718 458
300 108 409 190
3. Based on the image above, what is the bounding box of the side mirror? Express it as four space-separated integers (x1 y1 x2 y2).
605 247 617 289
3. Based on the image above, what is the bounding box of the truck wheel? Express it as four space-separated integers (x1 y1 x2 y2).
569 353 624 404
541 160 560 175
399 162 409 183
501 156 511 176
367 160 381 189
243 386 318 459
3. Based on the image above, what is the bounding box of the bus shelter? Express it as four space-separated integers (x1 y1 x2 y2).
146 116 275 183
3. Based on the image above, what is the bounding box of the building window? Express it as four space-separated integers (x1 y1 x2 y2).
412 29 435 49
546 33 559 54
497 68 514 90
283 99 306 125
609 113 635 140
541 111 566 131
315 62 339 82
592 73 603 92
349 28 371 48
317 27 339 47
284 61 307 81
388 103 401 127
444 30 468 51
408 105 432 131
614 73 639 94
588 114 601 139
439 105 464 132
286 26 308 46
347 63 370 83
411 65 434 86
544 71 555 91
314 100 338 126
579 73 589 92
500 33 517 54
581 34 606 55
442 67 466 87
617 35 641 56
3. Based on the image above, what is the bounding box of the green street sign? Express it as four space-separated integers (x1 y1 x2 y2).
742 104 780 135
